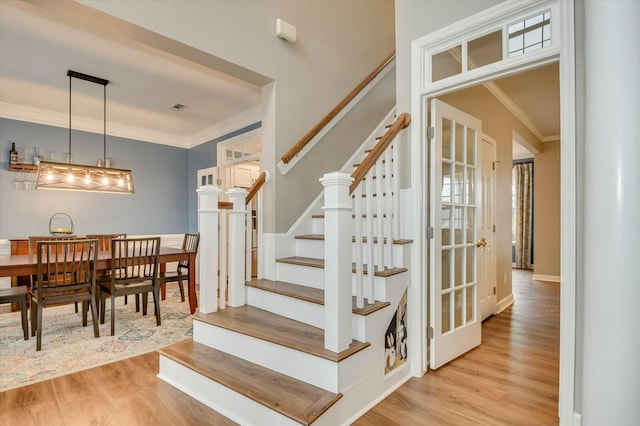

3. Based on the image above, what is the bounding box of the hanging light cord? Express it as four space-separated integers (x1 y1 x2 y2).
103 84 107 164
68 75 72 163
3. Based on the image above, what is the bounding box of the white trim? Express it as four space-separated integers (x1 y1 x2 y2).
190 105 261 149
277 58 395 175
496 293 515 314
513 130 542 154
484 81 544 141
542 134 561 142
410 1 576 421
532 274 560 283
573 412 581 426
0 102 261 150
344 371 412 425
558 0 577 422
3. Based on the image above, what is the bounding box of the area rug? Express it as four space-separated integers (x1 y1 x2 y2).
0 285 193 392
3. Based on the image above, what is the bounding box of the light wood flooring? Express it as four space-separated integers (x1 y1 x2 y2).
355 268 560 425
1 269 559 425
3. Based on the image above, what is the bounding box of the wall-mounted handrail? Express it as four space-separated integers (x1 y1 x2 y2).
245 171 267 205
350 112 411 194
280 52 396 164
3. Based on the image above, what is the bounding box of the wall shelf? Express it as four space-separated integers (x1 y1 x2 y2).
8 164 38 173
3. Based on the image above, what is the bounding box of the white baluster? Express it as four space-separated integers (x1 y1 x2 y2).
245 208 252 282
197 185 220 314
384 148 393 269
365 170 375 304
320 171 353 353
227 188 248 307
353 185 364 309
219 209 227 309
375 159 384 271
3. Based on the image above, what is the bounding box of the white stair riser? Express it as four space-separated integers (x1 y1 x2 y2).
295 238 408 266
246 286 325 328
158 356 298 426
276 261 404 300
246 286 374 341
193 320 372 393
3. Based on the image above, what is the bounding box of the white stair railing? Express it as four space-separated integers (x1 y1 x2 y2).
322 113 410 351
197 185 247 312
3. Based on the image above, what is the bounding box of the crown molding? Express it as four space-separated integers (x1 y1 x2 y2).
0 102 263 149
542 134 560 142
483 81 545 141
186 105 261 149
0 101 191 148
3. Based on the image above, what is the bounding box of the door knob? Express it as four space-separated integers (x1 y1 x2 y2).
476 237 487 248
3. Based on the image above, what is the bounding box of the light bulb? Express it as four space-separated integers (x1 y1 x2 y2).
117 177 124 187
84 173 91 185
102 176 109 185
46 170 54 181
66 173 75 183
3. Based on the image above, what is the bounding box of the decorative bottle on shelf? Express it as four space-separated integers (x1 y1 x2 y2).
32 147 43 165
9 142 18 165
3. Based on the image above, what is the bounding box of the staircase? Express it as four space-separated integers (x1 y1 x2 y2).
157 109 412 425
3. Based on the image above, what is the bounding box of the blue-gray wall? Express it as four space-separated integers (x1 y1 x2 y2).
0 118 188 238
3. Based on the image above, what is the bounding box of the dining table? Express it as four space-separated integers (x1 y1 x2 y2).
0 246 199 314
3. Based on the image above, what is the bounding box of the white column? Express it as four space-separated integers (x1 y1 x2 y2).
198 185 221 313
320 172 354 352
227 188 248 307
581 1 640 424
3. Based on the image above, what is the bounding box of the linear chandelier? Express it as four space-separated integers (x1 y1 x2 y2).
36 70 135 194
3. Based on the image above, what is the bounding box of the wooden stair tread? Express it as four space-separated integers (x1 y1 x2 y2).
193 305 370 362
295 234 412 244
246 279 390 315
276 256 408 277
159 340 342 425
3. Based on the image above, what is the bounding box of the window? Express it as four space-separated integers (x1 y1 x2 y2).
508 10 551 57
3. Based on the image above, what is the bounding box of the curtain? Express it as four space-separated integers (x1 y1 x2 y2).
514 162 533 269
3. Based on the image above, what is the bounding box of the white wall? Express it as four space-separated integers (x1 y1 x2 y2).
72 0 396 232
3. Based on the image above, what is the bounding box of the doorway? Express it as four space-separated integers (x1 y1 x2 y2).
410 0 576 418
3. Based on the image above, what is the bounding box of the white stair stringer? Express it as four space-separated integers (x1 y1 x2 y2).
192 319 374 394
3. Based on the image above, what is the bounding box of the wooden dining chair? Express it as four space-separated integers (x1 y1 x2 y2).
28 235 82 313
97 237 161 336
85 234 127 251
157 232 200 302
86 233 128 304
30 239 100 351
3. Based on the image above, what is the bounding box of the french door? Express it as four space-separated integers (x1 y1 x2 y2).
429 99 482 369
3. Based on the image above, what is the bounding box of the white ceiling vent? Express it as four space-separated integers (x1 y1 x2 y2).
170 103 188 111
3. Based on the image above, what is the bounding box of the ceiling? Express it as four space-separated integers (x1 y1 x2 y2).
0 1 262 149
0 2 559 153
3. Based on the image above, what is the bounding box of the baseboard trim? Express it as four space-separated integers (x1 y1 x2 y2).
532 274 561 283
496 294 514 314
573 412 581 426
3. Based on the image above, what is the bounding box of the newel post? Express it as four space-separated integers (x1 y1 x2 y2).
227 188 248 307
198 185 221 313
320 172 354 352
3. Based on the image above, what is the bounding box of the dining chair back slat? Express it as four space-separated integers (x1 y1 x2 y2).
31 239 100 350
98 237 161 336
86 234 127 251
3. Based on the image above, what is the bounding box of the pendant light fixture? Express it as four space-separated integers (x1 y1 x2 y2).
36 70 134 194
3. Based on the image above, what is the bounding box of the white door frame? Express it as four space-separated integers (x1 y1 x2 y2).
409 0 576 422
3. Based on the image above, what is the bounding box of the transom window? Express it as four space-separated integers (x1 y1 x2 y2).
427 5 556 85
508 10 551 57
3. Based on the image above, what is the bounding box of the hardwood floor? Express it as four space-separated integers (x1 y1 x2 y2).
354 269 560 425
1 269 559 425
